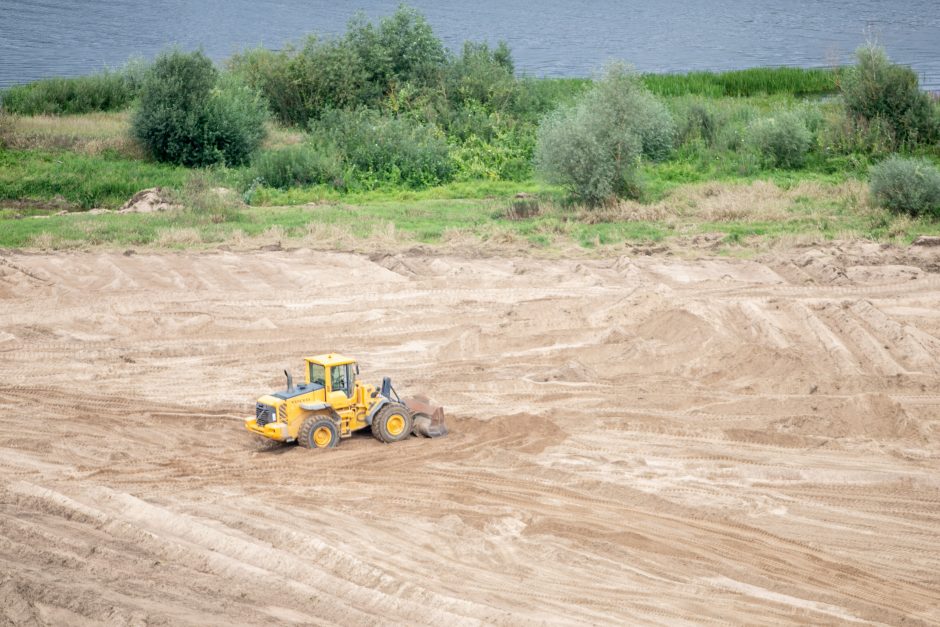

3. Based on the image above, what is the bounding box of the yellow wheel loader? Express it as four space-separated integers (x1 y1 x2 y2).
244 353 447 449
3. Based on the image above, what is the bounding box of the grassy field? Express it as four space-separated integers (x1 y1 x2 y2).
2 62 938 254
0 93 865 211
2 176 935 255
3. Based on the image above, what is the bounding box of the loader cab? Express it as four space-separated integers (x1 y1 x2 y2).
305 353 359 403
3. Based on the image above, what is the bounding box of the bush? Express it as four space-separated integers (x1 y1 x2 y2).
869 155 940 217
231 6 450 127
444 41 517 112
346 6 446 95
228 47 304 126
534 63 674 204
292 38 368 121
251 143 344 189
133 49 267 167
312 109 452 188
745 111 812 169
819 106 897 156
450 123 532 181
536 105 633 204
205 75 269 165
0 71 138 115
230 42 365 128
670 97 759 153
841 44 939 149
673 98 723 146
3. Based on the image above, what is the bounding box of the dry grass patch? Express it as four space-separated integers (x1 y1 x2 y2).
0 111 143 157
669 181 793 221
369 221 413 246
26 231 80 250
227 229 250 249
302 222 358 250
261 122 306 151
155 227 203 247
561 180 870 226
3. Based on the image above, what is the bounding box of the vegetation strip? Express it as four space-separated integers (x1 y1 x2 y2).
1 6 938 250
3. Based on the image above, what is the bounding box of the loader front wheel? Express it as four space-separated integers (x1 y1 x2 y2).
371 403 413 444
298 417 339 450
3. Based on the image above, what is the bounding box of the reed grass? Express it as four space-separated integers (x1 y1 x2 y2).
0 72 140 115
642 66 843 97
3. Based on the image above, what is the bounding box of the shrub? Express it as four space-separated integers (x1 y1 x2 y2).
841 44 938 148
251 143 344 189
670 97 760 153
534 63 674 204
450 124 532 181
869 155 940 217
673 98 723 146
133 49 267 167
745 111 812 169
346 6 446 93
205 75 269 166
228 47 309 127
292 38 368 120
0 71 138 115
312 109 452 188
590 65 676 162
230 6 449 127
230 41 366 127
444 41 517 112
819 106 896 156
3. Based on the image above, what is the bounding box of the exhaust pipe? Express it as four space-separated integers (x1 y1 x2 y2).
284 369 293 392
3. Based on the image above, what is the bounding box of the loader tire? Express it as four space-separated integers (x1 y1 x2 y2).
371 403 413 444
298 417 339 450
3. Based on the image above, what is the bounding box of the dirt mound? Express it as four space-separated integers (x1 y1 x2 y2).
117 187 179 214
772 394 927 442
768 240 940 284
0 578 39 626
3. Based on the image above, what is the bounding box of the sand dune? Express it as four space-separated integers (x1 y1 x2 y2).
1 245 939 625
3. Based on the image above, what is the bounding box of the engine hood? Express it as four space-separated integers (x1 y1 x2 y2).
269 382 324 400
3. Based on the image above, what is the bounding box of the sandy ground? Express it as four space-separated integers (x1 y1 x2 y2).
1 243 939 626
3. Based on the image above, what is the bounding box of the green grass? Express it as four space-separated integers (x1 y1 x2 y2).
638 144 859 202
0 148 197 209
4 176 937 252
519 77 592 110
247 178 561 206
0 72 139 116
642 66 843 98
0 196 684 249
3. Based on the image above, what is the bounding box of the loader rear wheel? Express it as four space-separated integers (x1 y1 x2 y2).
298 417 338 450
371 403 413 444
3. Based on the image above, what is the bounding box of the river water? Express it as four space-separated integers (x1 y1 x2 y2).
1 0 938 89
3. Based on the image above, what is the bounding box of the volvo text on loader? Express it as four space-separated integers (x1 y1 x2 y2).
245 353 447 449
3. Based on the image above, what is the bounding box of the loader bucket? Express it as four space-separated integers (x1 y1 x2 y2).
404 395 448 438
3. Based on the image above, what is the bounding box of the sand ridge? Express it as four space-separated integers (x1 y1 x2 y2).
1 244 939 625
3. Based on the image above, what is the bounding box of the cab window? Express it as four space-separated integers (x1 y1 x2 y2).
309 363 326 387
330 365 351 396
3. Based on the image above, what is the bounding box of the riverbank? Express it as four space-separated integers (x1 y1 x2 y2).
2 44 939 254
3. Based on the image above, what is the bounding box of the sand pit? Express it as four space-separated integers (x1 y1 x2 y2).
1 245 939 625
